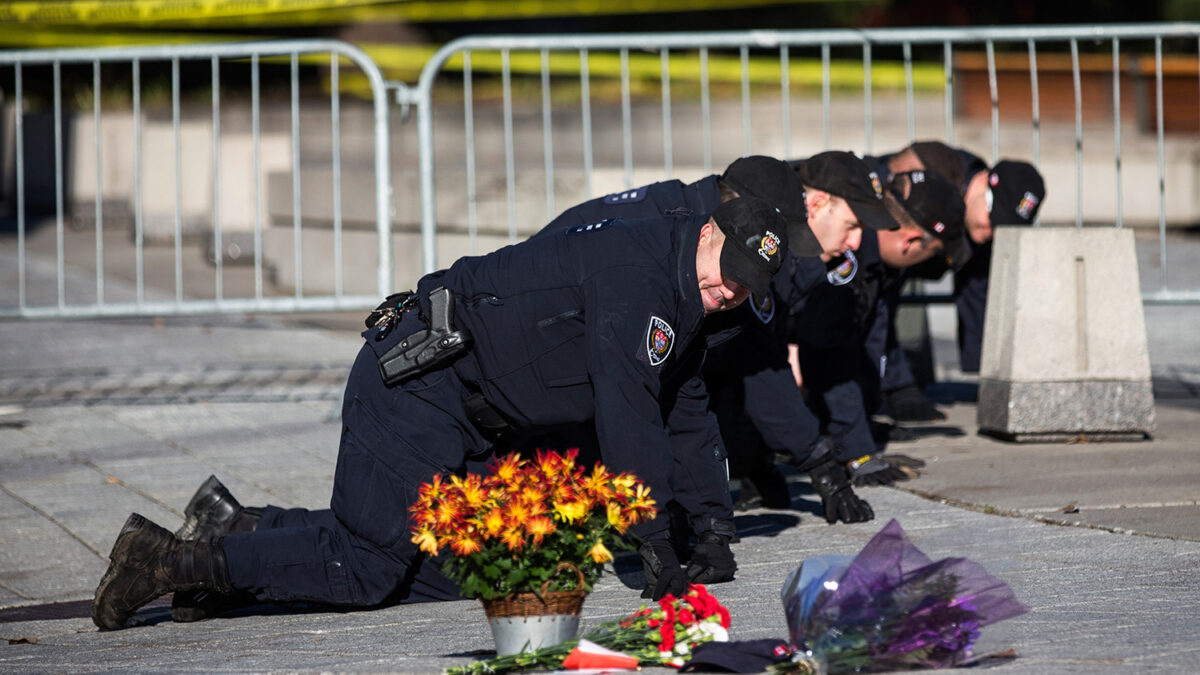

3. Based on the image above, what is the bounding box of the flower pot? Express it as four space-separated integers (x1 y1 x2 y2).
481 563 587 656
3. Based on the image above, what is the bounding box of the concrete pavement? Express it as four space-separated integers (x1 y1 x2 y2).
0 231 1198 673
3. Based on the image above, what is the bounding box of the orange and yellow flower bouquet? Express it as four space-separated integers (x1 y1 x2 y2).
409 449 657 600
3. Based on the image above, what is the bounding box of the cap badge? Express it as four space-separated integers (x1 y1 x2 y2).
645 316 675 367
912 170 926 183
1016 191 1039 220
869 172 883 199
933 221 945 233
750 292 775 324
759 230 780 260
989 172 1000 187
826 249 858 286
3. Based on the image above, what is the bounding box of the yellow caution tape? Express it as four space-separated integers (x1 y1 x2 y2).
3 0 879 27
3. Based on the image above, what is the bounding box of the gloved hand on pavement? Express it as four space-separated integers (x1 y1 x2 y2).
884 384 946 422
686 531 737 584
809 459 875 524
639 538 689 600
848 455 912 487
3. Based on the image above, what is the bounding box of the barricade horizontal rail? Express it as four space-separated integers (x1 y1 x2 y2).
0 39 393 319
416 23 1200 305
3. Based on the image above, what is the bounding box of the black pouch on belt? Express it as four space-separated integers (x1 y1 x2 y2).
376 286 472 386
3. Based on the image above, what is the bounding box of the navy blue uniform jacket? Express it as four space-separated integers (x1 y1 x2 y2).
414 214 712 523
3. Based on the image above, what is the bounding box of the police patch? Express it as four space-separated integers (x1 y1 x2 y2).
645 315 675 367
750 292 775 324
1016 191 1039 220
869 171 883 199
566 218 615 236
759 230 781 261
603 189 646 204
826 249 858 286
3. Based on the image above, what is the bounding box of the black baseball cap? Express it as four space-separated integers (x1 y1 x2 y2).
987 160 1045 226
680 639 793 673
794 151 898 231
711 196 789 296
722 155 822 257
888 170 970 270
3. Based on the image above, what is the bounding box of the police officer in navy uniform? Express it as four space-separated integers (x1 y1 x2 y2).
90 197 790 630
708 151 902 519
862 141 1046 423
789 170 966 483
529 155 814 590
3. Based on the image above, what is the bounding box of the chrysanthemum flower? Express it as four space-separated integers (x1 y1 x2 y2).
490 453 522 484
525 515 556 547
500 526 525 552
554 499 588 524
607 501 629 533
412 527 439 555
588 540 614 563
449 529 483 556
582 465 616 502
482 508 505 536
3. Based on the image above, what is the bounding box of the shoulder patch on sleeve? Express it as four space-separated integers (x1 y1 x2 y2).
603 188 648 205
750 291 776 324
826 249 859 286
645 315 675 366
566 218 615 236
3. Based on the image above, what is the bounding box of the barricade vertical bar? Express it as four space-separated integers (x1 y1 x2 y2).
863 42 872 154
502 48 517 242
741 45 751 156
133 58 144 306
621 48 632 189
93 60 104 304
780 45 791 159
579 48 594 198
290 53 302 297
252 53 263 300
53 61 64 308
15 64 25 309
173 58 183 301
986 40 998 163
661 48 673 178
1028 39 1041 171
541 49 555 219
1071 38 1083 228
212 56 223 301
1156 37 1167 289
1112 38 1123 229
331 52 343 297
700 47 711 175
463 50 478 254
943 41 953 143
904 42 915 143
822 43 831 149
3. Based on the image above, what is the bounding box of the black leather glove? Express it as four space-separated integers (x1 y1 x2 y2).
884 384 946 422
686 532 737 584
847 455 911 487
639 538 689 600
809 459 874 524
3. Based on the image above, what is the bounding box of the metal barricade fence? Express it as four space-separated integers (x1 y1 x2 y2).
415 24 1200 304
0 39 394 319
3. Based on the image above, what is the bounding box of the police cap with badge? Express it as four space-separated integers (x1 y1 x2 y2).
793 151 899 232
710 196 790 296
721 155 824 258
888 170 970 270
986 160 1046 226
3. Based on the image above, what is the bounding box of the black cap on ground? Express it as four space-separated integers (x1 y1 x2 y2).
888 170 970 270
988 160 1046 225
680 639 793 673
794 151 898 231
712 196 789 296
722 155 822 257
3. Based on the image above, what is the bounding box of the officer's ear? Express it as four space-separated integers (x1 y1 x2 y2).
804 188 830 214
698 219 717 246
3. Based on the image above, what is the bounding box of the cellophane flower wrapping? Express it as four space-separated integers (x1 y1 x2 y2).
781 519 1027 673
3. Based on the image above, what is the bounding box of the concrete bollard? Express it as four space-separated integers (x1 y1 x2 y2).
977 227 1156 441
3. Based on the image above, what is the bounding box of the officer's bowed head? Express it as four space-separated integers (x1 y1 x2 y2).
795 151 898 232
704 197 789 311
721 155 823 257
886 170 970 270
986 160 1045 226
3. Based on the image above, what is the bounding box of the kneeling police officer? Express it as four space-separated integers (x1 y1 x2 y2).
91 196 790 630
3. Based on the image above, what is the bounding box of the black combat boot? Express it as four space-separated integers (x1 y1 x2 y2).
92 513 233 630
172 476 261 623
175 475 262 541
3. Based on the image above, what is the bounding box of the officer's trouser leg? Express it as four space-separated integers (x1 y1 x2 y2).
221 347 489 607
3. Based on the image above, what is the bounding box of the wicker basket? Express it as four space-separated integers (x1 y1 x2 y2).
481 562 588 656
481 562 588 619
